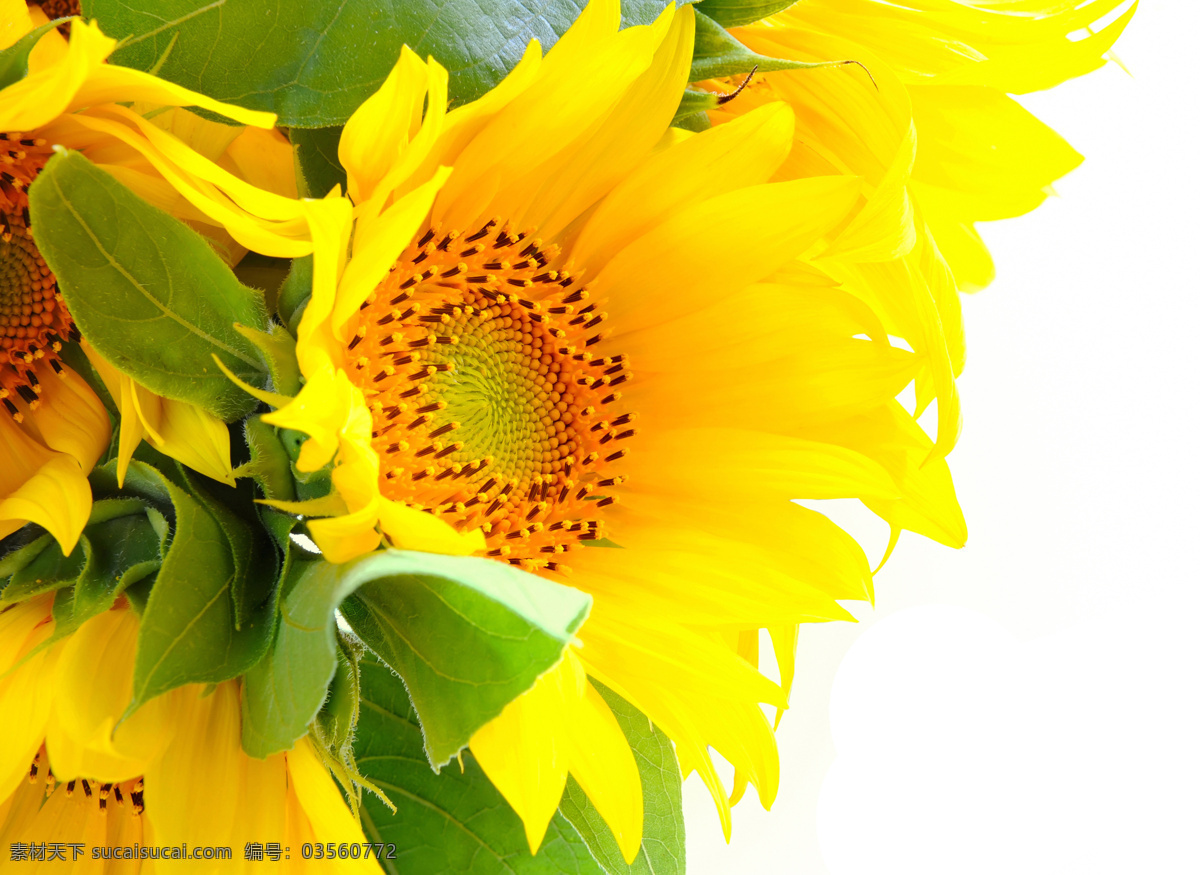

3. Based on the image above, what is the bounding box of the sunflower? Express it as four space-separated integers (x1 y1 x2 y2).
0 0 308 554
254 0 964 857
695 0 1136 445
0 596 377 872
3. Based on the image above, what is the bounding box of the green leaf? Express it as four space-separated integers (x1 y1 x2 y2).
355 658 604 874
693 0 796 29
292 126 346 198
0 20 61 90
27 150 269 421
339 550 592 769
88 460 275 713
175 466 277 631
241 558 356 758
86 0 676 128
689 9 810 81
559 685 685 875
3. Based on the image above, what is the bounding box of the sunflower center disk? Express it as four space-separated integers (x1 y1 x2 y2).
1 133 71 419
28 748 146 817
35 0 82 18
348 221 635 572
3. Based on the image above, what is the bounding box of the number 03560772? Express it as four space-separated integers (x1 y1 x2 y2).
301 843 397 861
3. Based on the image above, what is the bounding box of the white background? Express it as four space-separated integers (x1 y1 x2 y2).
683 2 1200 872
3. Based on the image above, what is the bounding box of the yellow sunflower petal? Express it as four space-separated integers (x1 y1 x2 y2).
0 16 108 132
470 659 572 854
19 365 110 471
0 423 90 552
46 608 178 784
287 738 378 873
0 596 55 801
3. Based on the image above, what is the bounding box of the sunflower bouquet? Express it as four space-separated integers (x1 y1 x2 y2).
0 0 1132 871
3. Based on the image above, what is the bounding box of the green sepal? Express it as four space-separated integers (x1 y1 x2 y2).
277 255 313 335
292 127 347 198
0 19 63 90
310 635 392 820
0 496 170 672
86 0 677 128
0 536 86 608
234 322 302 397
689 10 813 82
558 684 686 875
0 497 163 609
314 633 363 756
353 657 604 874
0 530 55 584
27 150 271 421
233 253 292 317
239 416 297 504
71 511 163 619
672 88 719 127
277 425 334 501
338 550 592 770
693 0 796 29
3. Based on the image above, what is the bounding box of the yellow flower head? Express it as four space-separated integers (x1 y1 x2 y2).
696 0 1136 428
0 597 376 872
0 0 308 553
261 0 965 858
713 0 1135 288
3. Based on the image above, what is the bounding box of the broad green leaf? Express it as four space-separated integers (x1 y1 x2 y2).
27 151 269 421
690 9 811 82
355 658 604 874
175 467 264 629
88 461 275 713
694 0 796 29
292 126 347 198
0 20 61 90
339 550 592 769
558 685 685 875
86 0 676 128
